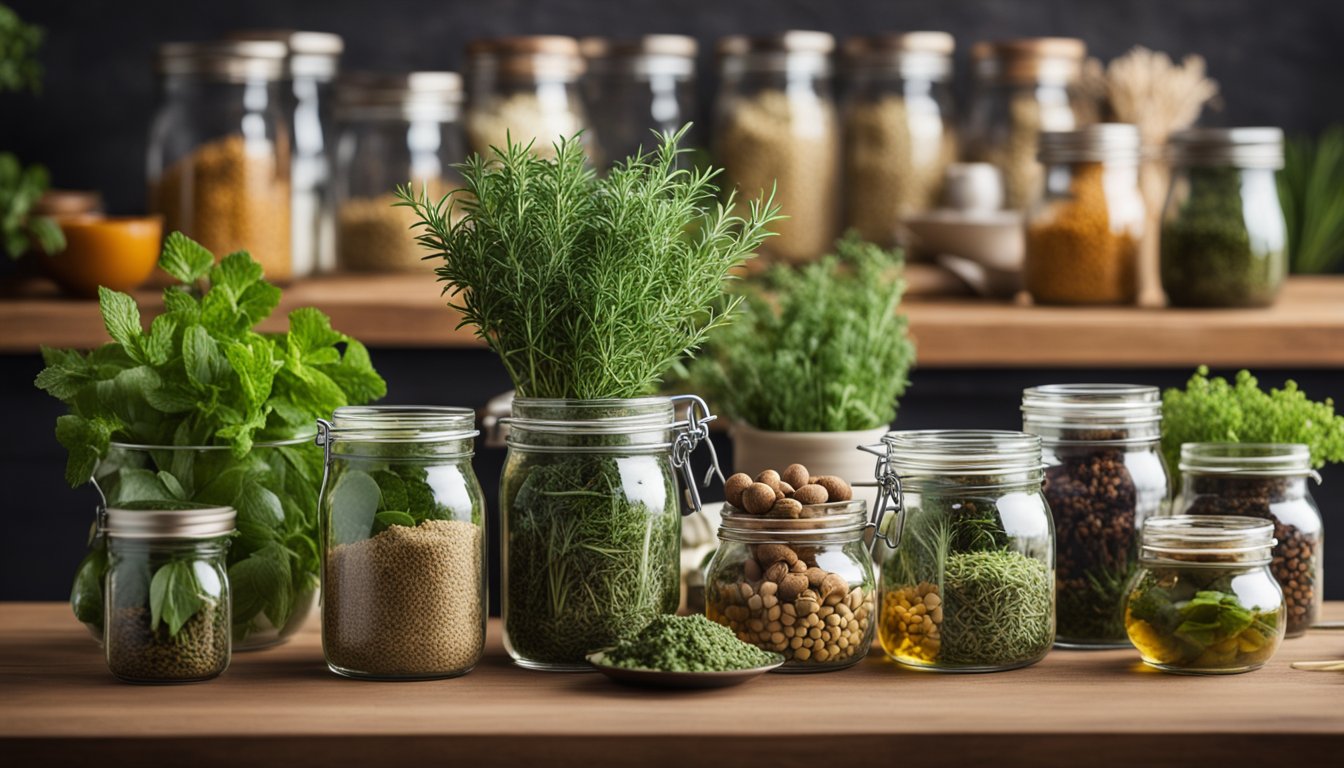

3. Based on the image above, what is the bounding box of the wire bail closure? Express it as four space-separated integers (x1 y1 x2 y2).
670 394 723 516
858 442 903 548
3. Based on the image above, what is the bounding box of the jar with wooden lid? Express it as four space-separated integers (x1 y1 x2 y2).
465 36 590 161
580 35 699 169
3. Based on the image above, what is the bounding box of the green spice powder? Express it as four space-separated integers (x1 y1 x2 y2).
604 614 778 672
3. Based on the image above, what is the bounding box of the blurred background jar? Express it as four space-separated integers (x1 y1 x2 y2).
465 36 589 161
334 72 465 273
1160 128 1287 307
965 37 1087 212
714 31 840 264
841 31 957 247
148 41 292 281
580 35 699 169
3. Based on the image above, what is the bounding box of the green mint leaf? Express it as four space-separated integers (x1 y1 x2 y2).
372 510 416 533
97 286 144 362
211 250 265 297
159 232 215 284
370 469 408 512
144 314 179 366
150 560 204 637
70 545 107 628
162 287 200 323
226 544 292 630
330 470 380 545
34 347 91 400
156 470 187 500
236 481 284 526
287 307 343 356
236 281 282 329
54 414 117 487
108 468 175 504
144 381 198 414
182 325 223 389
225 337 279 409
323 338 387 404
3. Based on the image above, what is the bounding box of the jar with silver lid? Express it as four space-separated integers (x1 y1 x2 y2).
465 36 590 161
580 35 699 168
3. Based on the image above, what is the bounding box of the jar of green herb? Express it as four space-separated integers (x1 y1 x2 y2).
866 430 1055 672
103 501 235 684
1160 128 1287 307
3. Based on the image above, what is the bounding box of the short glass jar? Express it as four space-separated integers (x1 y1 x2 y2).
465 36 589 161
580 35 698 169
1160 128 1287 307
334 72 466 272
1025 124 1145 305
1022 384 1170 647
1175 443 1322 638
706 501 877 672
868 430 1055 672
316 406 486 680
104 501 235 684
1125 515 1286 674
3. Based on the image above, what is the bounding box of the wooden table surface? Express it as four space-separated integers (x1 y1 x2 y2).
4 274 1343 368
2 602 1342 768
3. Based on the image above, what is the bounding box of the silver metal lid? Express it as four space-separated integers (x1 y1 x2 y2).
466 36 586 79
880 430 1043 475
335 71 463 120
229 30 344 80
1038 123 1141 163
1140 515 1276 566
105 501 237 540
1022 383 1162 423
329 405 478 442
1165 127 1284 169
156 40 288 82
1180 442 1316 478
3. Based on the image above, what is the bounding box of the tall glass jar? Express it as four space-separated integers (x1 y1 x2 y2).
1175 443 1322 637
1025 125 1145 305
714 31 840 264
842 32 957 246
1125 516 1286 674
965 38 1086 211
103 501 235 684
334 72 466 272
1160 128 1287 307
1022 384 1170 647
316 407 486 680
580 35 698 169
501 396 716 671
465 36 589 161
148 41 292 281
867 430 1055 672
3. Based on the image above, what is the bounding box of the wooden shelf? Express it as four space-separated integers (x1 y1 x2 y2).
2 602 1341 768
4 274 1344 368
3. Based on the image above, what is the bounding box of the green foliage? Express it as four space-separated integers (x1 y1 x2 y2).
0 152 63 259
0 4 43 94
149 559 205 638
328 461 475 546
395 125 781 399
1280 126 1344 274
685 233 915 432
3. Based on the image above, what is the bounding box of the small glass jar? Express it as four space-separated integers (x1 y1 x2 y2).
334 72 466 272
965 38 1086 211
1022 384 1170 647
841 32 957 246
1125 516 1286 674
148 41 292 281
714 31 840 263
580 35 698 168
316 406 486 680
104 501 235 684
868 430 1055 672
1025 124 1145 305
706 501 878 672
1160 128 1287 307
465 36 590 161
1175 443 1322 638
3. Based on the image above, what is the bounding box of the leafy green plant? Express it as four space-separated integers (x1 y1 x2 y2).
1280 127 1344 274
685 233 915 432
0 8 61 260
0 4 43 94
149 559 206 638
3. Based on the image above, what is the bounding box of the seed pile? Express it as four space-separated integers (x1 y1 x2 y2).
324 519 484 676
1025 162 1140 305
879 582 942 662
106 604 229 682
603 614 777 672
723 463 853 518
338 186 456 272
466 92 584 161
844 96 955 244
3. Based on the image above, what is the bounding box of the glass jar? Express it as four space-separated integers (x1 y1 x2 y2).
148 41 292 281
103 501 235 683
334 72 466 272
867 430 1055 672
841 32 957 246
1125 516 1286 674
500 396 717 671
315 407 486 680
965 38 1086 211
714 31 840 263
580 35 698 169
1160 128 1287 307
1022 384 1170 647
1025 125 1145 305
706 501 878 672
465 36 590 161
1175 443 1322 638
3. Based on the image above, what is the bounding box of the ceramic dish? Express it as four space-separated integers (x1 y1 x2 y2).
586 651 784 689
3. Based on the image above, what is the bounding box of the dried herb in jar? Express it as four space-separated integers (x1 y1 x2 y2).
107 601 229 682
1025 162 1139 304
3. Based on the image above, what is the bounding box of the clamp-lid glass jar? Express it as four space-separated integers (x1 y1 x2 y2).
1175 443 1322 637
465 36 590 161
580 35 699 169
1022 384 1170 647
316 406 486 680
104 501 235 684
1125 515 1286 674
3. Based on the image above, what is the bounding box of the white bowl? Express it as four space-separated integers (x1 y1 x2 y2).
901 209 1025 272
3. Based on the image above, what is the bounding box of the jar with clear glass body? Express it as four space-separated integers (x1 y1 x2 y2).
1025 124 1145 305
706 501 878 672
965 38 1086 211
104 501 235 683
1175 443 1322 638
148 41 292 281
500 396 716 671
1125 515 1286 674
315 406 486 680
867 430 1055 672
465 36 590 161
842 32 957 246
580 35 698 169
1022 384 1170 648
1160 128 1287 307
714 31 840 263
334 72 466 272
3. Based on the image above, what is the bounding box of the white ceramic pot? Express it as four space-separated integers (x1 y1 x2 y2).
729 423 891 509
